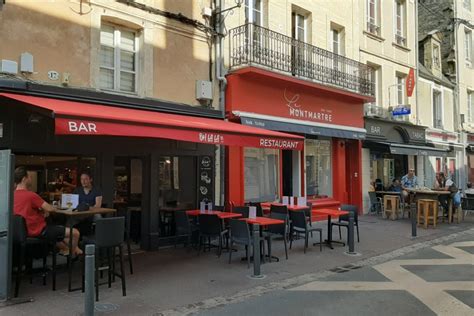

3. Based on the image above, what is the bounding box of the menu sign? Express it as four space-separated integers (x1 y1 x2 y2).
198 156 214 204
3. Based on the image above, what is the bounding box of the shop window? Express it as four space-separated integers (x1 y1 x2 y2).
305 139 332 198
367 0 381 36
244 148 279 202
15 155 96 203
100 23 137 93
394 0 406 46
448 159 456 182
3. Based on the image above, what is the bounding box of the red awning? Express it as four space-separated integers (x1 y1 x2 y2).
0 93 303 150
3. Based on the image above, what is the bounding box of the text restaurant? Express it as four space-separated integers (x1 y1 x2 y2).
225 67 375 212
0 85 302 250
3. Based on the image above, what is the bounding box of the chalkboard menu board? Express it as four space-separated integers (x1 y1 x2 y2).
198 155 214 203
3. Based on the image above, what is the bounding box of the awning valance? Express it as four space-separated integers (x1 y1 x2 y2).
388 143 454 157
234 111 366 140
0 93 304 150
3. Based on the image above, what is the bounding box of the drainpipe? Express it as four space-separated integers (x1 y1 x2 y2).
214 0 227 205
415 0 420 127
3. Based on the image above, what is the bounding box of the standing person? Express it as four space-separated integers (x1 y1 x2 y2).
401 168 418 202
14 166 82 256
73 172 102 208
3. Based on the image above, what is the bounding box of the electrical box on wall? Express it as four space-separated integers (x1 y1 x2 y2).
1 60 18 74
196 80 213 101
20 52 34 73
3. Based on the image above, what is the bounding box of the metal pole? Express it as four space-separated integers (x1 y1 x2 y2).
252 224 262 278
411 202 417 238
348 211 355 254
84 244 95 316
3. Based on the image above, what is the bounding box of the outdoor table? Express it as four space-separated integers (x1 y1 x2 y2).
261 202 309 212
49 207 116 292
186 210 242 219
311 208 349 249
240 217 284 262
405 188 453 223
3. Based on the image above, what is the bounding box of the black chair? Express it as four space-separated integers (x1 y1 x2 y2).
368 192 382 214
174 211 199 249
82 217 126 301
331 204 360 243
213 205 225 211
197 214 227 257
262 212 289 260
116 206 133 274
461 195 474 219
228 219 253 268
270 204 288 215
247 202 264 217
12 215 57 297
232 206 250 218
289 211 322 253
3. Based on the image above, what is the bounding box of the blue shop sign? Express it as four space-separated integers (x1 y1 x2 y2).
392 105 411 116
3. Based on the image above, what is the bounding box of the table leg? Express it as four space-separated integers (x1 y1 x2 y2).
67 223 73 292
448 198 453 224
326 215 333 249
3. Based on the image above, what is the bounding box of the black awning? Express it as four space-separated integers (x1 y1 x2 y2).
240 116 366 140
389 143 454 157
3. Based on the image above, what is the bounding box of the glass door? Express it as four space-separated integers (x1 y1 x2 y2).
0 150 14 300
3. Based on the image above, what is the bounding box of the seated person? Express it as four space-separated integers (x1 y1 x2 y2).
368 181 375 192
72 172 103 235
435 173 458 216
374 178 384 191
464 183 474 195
388 178 402 193
401 168 418 202
14 166 82 256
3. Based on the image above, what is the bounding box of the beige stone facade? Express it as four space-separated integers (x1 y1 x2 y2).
0 0 215 108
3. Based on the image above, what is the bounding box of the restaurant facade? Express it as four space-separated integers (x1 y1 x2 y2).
0 82 302 251
225 67 373 212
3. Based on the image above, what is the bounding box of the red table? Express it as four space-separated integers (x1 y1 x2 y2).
312 209 349 249
186 210 242 219
261 203 309 213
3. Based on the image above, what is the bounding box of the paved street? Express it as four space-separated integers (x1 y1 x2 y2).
193 233 474 316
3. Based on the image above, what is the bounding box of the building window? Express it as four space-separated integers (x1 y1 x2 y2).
332 28 341 55
244 148 279 202
465 28 472 63
292 13 306 42
433 90 443 129
433 44 440 68
367 0 380 35
100 24 137 93
245 0 263 25
366 64 382 114
305 139 332 198
394 0 406 46
396 75 405 106
468 91 474 123
464 0 471 10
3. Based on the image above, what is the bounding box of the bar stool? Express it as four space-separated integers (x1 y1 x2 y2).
417 199 438 228
383 195 400 220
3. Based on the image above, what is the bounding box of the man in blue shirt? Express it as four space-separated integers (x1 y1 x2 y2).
73 172 102 208
401 168 418 201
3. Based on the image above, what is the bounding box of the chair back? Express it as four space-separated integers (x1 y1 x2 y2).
95 217 125 248
267 212 287 235
175 211 191 235
339 204 358 222
233 206 250 218
289 210 307 230
247 202 264 217
270 204 288 215
198 214 222 235
213 205 225 211
229 219 251 241
12 215 27 245
368 192 378 204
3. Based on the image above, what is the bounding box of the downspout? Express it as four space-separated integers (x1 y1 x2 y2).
214 0 227 205
415 0 420 127
452 0 464 188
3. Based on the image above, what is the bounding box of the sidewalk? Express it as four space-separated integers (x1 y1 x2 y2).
1 215 473 316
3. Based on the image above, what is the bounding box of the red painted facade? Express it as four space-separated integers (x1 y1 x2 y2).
225 67 368 212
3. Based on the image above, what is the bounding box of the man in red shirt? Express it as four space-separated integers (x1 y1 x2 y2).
14 166 82 256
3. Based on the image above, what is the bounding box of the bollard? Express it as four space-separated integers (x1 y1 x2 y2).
347 211 355 254
84 244 95 316
251 224 263 278
411 203 417 238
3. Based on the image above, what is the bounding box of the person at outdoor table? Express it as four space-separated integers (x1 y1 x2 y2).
401 168 418 201
433 172 444 190
464 183 474 195
14 166 82 256
388 178 402 192
434 172 458 216
72 171 103 234
368 181 375 192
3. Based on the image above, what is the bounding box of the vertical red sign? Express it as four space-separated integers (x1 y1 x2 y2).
406 68 415 97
